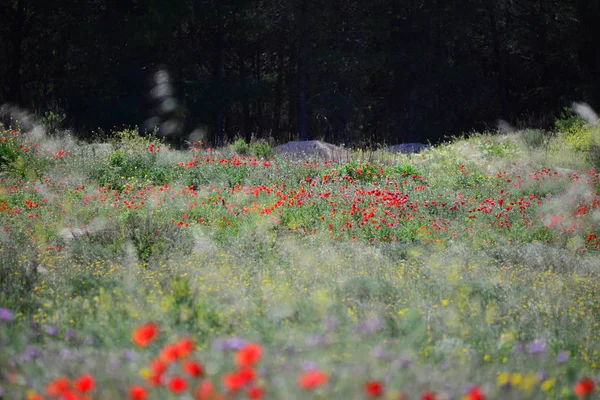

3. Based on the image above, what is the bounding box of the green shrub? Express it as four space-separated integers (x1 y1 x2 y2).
250 139 273 159
337 161 384 182
39 110 66 134
232 138 250 155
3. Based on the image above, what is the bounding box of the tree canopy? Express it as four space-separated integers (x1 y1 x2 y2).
1 0 598 145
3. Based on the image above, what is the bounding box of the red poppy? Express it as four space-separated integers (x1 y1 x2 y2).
247 385 264 399
147 373 162 387
574 378 595 397
421 390 437 400
132 322 158 347
364 380 384 397
73 374 95 393
297 370 328 390
160 343 181 363
183 360 204 377
222 371 246 392
464 386 485 400
150 358 167 376
168 376 188 393
46 376 70 397
176 337 195 359
129 385 148 400
235 343 262 367
237 367 256 384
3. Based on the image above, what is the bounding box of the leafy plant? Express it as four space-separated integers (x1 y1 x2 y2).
232 138 250 155
40 111 66 134
250 139 273 159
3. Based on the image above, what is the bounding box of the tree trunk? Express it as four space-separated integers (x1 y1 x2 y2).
297 0 309 141
213 28 224 146
487 3 509 121
254 51 263 139
273 51 284 141
8 0 25 105
239 46 251 143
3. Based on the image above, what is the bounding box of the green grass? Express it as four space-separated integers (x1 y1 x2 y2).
0 125 599 399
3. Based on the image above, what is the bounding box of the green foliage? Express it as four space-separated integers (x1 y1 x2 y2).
554 107 586 136
250 139 273 159
232 138 250 155
90 142 178 190
337 161 384 182
0 139 18 171
39 111 66 134
2 127 600 399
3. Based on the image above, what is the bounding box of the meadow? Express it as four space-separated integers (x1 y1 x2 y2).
0 114 599 399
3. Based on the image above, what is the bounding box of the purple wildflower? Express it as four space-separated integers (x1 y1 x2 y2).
527 339 547 354
556 351 569 363
46 326 58 336
122 350 136 361
0 308 13 321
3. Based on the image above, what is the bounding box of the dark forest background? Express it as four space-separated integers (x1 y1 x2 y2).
1 0 600 146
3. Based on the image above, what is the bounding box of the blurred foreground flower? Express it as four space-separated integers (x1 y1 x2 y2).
298 370 328 390
464 386 485 400
0 307 13 321
574 378 594 397
132 322 158 347
235 343 262 367
364 380 384 397
128 385 148 400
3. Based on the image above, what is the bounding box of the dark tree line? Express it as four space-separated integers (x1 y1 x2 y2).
1 0 599 146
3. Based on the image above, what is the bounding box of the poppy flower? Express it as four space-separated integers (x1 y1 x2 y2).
464 386 485 400
421 390 437 400
73 374 94 393
237 367 256 384
46 376 70 397
129 385 148 400
183 360 204 377
297 370 328 390
247 385 264 399
160 344 181 363
574 378 595 397
364 380 384 397
176 337 195 359
235 343 262 367
222 371 246 392
168 376 188 393
150 358 167 376
132 322 158 347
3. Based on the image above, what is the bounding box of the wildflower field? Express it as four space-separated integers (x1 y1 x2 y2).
1 121 599 399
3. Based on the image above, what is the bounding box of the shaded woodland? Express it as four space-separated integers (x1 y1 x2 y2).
1 0 599 146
